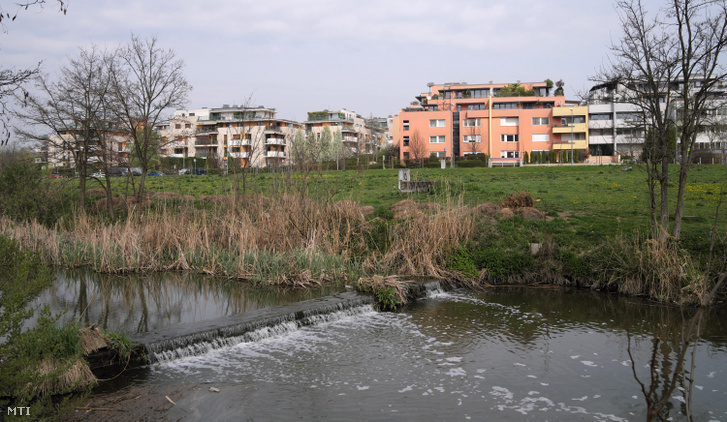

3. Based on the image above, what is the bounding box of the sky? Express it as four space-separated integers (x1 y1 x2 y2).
1 0 663 125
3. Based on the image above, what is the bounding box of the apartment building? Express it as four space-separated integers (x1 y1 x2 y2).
157 105 303 168
397 81 586 165
586 77 727 161
304 109 384 156
45 126 130 170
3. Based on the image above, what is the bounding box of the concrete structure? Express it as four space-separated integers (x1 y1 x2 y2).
397 81 586 165
157 105 303 168
303 109 384 158
44 127 130 170
586 77 727 162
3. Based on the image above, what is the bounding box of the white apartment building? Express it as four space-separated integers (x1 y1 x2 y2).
304 109 384 156
587 77 727 162
156 105 302 168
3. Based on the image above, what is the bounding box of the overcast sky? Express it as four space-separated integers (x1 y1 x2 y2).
2 0 662 124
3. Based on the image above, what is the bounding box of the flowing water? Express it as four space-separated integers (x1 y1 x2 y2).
45 272 727 420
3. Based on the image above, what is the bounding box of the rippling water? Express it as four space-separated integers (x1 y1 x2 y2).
129 288 727 421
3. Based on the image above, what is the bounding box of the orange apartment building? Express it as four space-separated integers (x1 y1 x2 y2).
398 82 588 165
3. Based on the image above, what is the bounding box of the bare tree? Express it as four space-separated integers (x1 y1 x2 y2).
108 35 191 203
0 0 67 146
596 0 727 242
463 114 482 156
225 100 269 201
408 129 427 168
14 45 118 214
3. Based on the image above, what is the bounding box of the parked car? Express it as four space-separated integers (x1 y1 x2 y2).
191 167 206 175
148 171 164 176
91 171 105 178
49 174 64 179
108 167 128 177
179 168 190 175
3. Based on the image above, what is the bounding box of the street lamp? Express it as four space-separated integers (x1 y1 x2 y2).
570 108 574 166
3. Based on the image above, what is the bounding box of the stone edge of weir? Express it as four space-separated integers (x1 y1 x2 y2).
85 279 445 375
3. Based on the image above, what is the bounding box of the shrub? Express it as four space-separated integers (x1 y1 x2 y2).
476 248 533 277
446 248 479 278
0 236 92 419
0 151 73 226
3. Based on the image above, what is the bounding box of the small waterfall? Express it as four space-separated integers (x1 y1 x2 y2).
424 280 445 297
135 293 373 364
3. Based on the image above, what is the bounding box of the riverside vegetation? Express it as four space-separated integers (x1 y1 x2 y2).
1 153 726 418
1 156 725 304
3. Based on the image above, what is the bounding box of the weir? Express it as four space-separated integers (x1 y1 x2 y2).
130 292 373 364
87 279 448 374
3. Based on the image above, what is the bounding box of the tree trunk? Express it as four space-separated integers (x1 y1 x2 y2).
672 151 692 240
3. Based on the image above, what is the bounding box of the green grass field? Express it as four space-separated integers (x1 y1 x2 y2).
130 164 726 252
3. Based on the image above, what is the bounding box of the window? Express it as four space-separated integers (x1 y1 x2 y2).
403 120 410 131
429 119 446 128
185 123 192 129
174 147 184 154
500 151 519 158
590 128 611 137
616 128 643 137
429 135 446 143
532 117 549 125
403 136 410 146
561 116 585 125
616 112 639 121
589 113 612 121
463 118 480 127
532 134 550 142
561 133 586 141
175 123 181 129
501 117 518 126
493 102 518 110
189 112 195 117
467 103 486 110
463 135 481 143
231 146 241 153
232 134 241 140
501 134 519 142
430 151 445 158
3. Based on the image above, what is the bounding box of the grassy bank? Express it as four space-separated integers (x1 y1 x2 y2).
4 164 727 306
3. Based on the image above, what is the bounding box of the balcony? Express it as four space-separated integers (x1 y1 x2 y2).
589 120 614 129
228 151 250 159
552 123 587 133
195 140 218 146
265 150 286 158
588 135 614 145
552 140 588 150
264 125 283 134
265 137 286 146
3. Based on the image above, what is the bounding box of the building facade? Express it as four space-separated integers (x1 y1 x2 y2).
157 105 303 168
397 81 587 165
586 77 727 162
304 109 384 157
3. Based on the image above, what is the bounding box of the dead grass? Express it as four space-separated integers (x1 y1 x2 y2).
501 190 535 208
31 359 97 395
79 326 112 356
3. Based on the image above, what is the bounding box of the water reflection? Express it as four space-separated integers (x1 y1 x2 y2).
39 269 345 334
